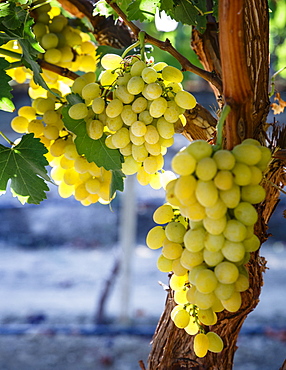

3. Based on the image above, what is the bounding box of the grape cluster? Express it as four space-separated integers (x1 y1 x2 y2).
10 92 112 206
146 139 271 357
67 53 196 188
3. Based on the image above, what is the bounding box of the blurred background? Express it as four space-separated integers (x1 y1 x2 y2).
0 3 286 368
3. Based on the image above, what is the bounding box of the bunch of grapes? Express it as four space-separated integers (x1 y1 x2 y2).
67 53 196 188
10 90 113 206
1 0 98 93
146 138 272 357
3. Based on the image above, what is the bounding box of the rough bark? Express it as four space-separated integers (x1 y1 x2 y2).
147 1 276 369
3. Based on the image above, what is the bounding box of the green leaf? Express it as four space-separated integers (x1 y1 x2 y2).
127 0 161 22
66 93 83 106
160 0 175 17
110 169 125 197
0 134 50 204
62 106 123 171
0 3 11 18
0 58 15 112
173 0 197 25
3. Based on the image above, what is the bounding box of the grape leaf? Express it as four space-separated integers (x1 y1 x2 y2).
160 0 175 17
0 58 15 112
62 106 123 171
173 0 197 25
111 169 125 197
127 0 161 22
0 134 50 204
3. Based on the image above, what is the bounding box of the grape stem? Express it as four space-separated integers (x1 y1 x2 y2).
121 40 140 59
104 0 222 93
0 132 14 146
139 31 146 62
0 48 22 60
215 104 231 150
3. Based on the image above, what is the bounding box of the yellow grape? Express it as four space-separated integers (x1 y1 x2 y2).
162 65 183 83
157 254 173 272
198 308 217 326
165 221 186 243
171 151 196 176
174 90 196 109
162 241 183 260
195 269 218 294
146 226 166 249
172 308 190 328
221 291 242 312
184 228 206 252
68 103 88 120
206 332 224 353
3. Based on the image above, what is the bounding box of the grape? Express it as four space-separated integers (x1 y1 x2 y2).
115 85 135 104
214 261 239 284
106 99 123 118
184 319 199 335
205 199 227 220
121 105 137 126
146 225 166 249
213 149 236 170
132 144 148 162
64 143 79 160
186 285 197 303
33 97 55 114
127 76 145 95
99 70 118 86
174 289 188 305
203 216 227 235
198 308 217 326
243 234 260 252
164 103 181 123
186 140 213 161
172 258 188 276
221 291 242 312
241 184 266 204
149 97 168 118
174 175 196 201
141 66 158 83
170 273 188 290
106 116 123 131
162 65 183 83
174 90 196 109
165 221 186 243
28 119 44 137
214 170 234 190
223 219 247 242
173 308 190 328
153 61 168 71
234 202 258 226
194 290 216 310
43 110 59 125
112 127 130 148
222 240 245 262
49 139 66 157
63 168 80 185
180 249 204 269
58 181 74 198
101 53 122 69
18 106 36 120
184 228 206 252
68 103 88 120
137 166 152 186
121 156 141 175
219 184 241 208
184 202 206 221
87 119 104 140
195 269 218 294
153 204 174 224
139 110 153 125
256 146 272 171
74 156 90 173
232 143 262 165
132 97 148 113
82 83 101 100
204 233 225 252
194 333 209 358
145 141 161 156
130 60 146 76
157 254 173 272
11 116 29 133
196 157 217 181
171 151 196 176
43 125 59 140
203 249 224 267
188 264 207 285
214 282 234 300
232 163 252 186
196 180 218 208
157 117 175 139
130 131 145 145
130 120 147 137
249 166 263 185
44 48 62 63
206 332 224 353
143 82 162 100
74 183 89 201
41 33 59 49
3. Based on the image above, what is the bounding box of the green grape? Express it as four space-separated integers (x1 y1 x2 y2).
132 97 148 113
156 117 175 139
106 99 123 118
219 184 241 208
127 76 145 95
142 82 162 100
132 143 148 162
101 53 122 69
41 33 59 49
256 146 272 171
243 234 260 252
184 228 206 252
153 204 174 224
28 119 44 137
164 103 181 123
212 298 224 313
194 290 216 310
72 77 88 95
249 165 263 185
162 65 183 83
188 263 207 285
232 163 252 186
205 199 227 220
130 131 145 145
115 85 135 104
165 221 186 243
203 249 224 267
130 60 146 76
214 170 234 190
43 110 59 125
198 308 217 326
68 103 88 120
222 240 245 262
241 184 266 204
82 83 101 100
174 175 196 202
49 15 68 33
49 139 66 157
99 69 118 86
221 291 242 312
106 116 123 131
186 140 213 161
146 225 166 249
170 273 188 290
117 72 131 86
235 274 249 292
196 180 218 208
44 48 62 63
206 332 224 353
153 61 168 71
172 258 188 276
214 282 235 300
172 308 190 328
184 202 206 222
145 141 161 156
184 318 199 335
143 155 160 174
196 157 217 181
64 143 79 160
214 261 239 284
43 125 59 140
223 219 247 242
174 91 196 109
186 285 197 303
157 254 173 272
120 105 137 126
149 97 168 118
171 151 196 176
33 97 55 114
181 249 204 269
213 149 236 170
203 216 226 235
194 333 209 358
121 156 141 175
232 143 262 165
74 156 90 173
204 233 225 252
11 116 29 133
139 110 153 125
131 120 147 137
234 202 258 226
112 127 130 148
144 125 159 144
174 289 188 305
86 119 104 140
141 66 158 83
195 269 218 294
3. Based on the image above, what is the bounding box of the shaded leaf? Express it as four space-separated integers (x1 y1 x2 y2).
0 58 15 112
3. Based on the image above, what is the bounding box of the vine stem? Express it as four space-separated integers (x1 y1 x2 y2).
215 104 231 149
121 40 140 59
0 132 14 146
104 0 222 93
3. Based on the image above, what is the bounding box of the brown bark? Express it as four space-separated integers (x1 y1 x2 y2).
147 1 275 369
